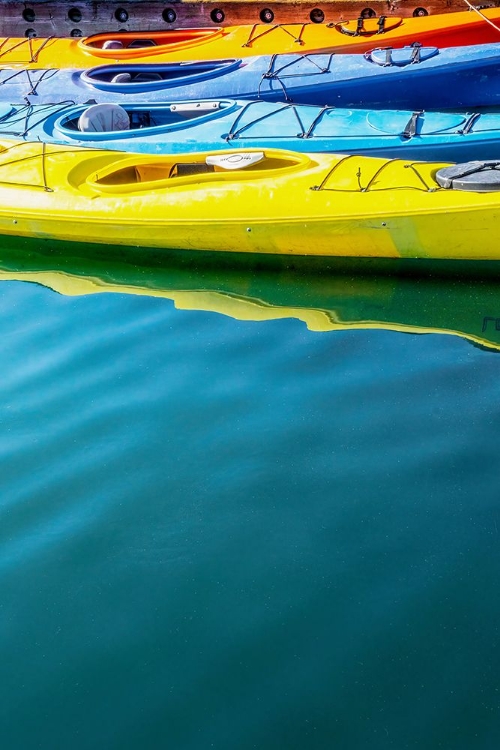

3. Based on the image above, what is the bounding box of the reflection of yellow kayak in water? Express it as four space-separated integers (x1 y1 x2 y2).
1 238 499 352
3 11 500 66
2 140 500 262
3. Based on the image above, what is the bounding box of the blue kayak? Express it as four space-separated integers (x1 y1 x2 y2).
1 44 500 110
2 99 500 162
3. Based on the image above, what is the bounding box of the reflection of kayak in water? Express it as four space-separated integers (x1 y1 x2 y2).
3 11 500 67
2 235 500 353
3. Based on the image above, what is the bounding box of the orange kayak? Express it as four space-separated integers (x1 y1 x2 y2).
2 9 500 67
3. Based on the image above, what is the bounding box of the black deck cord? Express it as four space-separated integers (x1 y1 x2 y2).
0 100 54 137
299 105 332 139
226 102 307 140
258 56 292 101
21 100 75 137
311 157 435 192
362 158 407 192
242 24 306 48
226 100 261 139
262 53 278 80
310 154 361 191
258 53 333 100
269 53 333 78
27 69 57 97
458 112 481 135
0 67 47 99
0 68 27 85
0 37 30 60
0 36 55 63
0 142 103 192
258 73 291 101
31 37 56 63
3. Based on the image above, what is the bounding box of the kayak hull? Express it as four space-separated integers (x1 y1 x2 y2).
2 11 500 67
0 141 500 261
3 45 500 111
3 100 500 164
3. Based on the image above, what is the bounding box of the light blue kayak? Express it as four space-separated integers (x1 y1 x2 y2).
2 44 500 110
2 99 500 162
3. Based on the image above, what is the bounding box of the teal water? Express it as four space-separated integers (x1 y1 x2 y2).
0 255 499 749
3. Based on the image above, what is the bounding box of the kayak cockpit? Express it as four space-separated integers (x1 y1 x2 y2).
79 28 224 57
80 59 242 92
86 150 308 192
54 101 236 140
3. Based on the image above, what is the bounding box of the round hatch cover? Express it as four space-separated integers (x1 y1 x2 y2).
436 161 500 192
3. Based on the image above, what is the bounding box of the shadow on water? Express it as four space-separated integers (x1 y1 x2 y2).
0 233 499 353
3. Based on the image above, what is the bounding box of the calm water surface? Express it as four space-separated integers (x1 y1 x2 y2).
0 251 499 749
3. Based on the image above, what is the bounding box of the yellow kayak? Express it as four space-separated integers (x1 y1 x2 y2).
1 139 500 262
1 241 499 351
2 9 500 66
